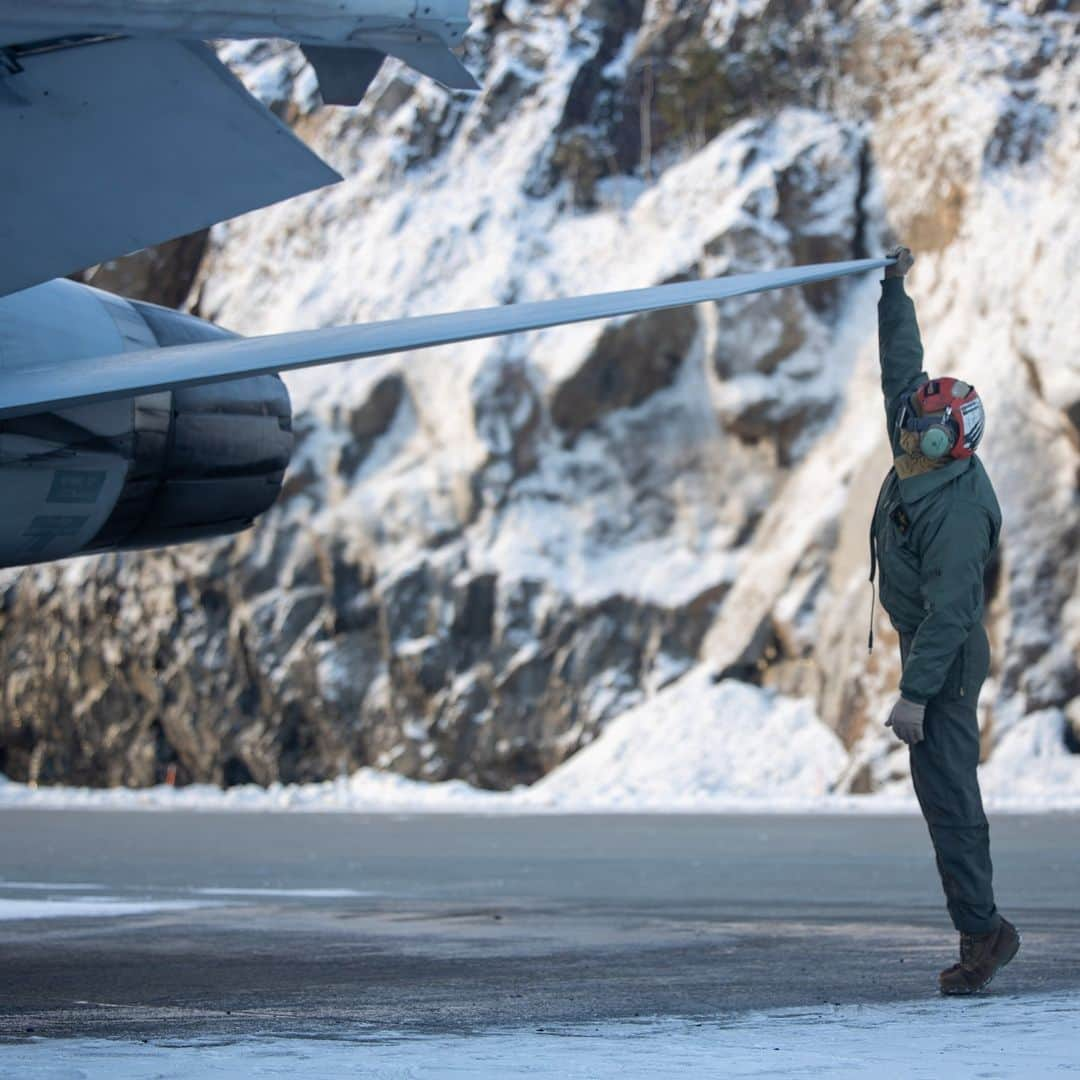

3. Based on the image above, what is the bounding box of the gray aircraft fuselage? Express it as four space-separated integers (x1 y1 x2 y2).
0 0 469 50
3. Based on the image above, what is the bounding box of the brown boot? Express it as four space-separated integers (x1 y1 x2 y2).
939 917 1021 996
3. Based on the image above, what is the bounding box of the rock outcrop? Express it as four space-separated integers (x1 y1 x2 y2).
2 0 1078 792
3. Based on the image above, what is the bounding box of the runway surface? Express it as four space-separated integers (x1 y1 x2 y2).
0 810 1078 1040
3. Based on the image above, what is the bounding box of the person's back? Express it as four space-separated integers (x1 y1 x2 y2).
870 245 1019 995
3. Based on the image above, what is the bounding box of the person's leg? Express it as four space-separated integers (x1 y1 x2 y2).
908 627 999 934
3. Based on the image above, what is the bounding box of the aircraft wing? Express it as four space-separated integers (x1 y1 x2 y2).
0 37 341 299
0 259 893 421
0 1 478 297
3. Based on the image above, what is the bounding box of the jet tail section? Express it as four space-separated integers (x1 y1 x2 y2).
0 37 341 298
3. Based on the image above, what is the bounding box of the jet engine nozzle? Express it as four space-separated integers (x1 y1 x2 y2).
0 282 293 569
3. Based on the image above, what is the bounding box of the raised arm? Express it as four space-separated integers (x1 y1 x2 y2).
878 246 928 456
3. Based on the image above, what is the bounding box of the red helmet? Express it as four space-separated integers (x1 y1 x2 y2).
898 378 985 460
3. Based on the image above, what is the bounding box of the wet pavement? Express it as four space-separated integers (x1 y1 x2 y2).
0 809 1077 1039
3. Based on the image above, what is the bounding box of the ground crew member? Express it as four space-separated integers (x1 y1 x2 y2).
870 245 1020 994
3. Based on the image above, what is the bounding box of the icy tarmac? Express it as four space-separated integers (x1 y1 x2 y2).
3 993 1080 1078
0 810 1078 1072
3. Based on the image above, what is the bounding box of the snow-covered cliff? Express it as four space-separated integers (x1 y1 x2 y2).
1 0 1077 796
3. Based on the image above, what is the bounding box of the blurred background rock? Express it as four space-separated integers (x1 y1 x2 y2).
2 0 1077 793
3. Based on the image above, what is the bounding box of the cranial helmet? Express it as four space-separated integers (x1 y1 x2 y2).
898 378 985 460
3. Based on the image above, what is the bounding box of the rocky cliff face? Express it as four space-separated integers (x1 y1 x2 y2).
2 0 1077 791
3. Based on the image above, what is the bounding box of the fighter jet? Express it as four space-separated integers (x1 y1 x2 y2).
0 1 891 570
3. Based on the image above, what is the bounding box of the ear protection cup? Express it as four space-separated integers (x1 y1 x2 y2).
899 376 983 461
919 425 954 459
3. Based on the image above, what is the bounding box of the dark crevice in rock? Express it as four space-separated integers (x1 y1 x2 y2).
1065 401 1080 441
984 95 1056 169
1065 715 1080 755
551 305 697 439
526 1 647 205
223 756 255 787
334 374 408 478
853 139 873 260
451 574 497 669
72 230 210 310
774 130 865 312
1019 349 1046 399
472 357 545 494
845 761 875 795
713 617 783 687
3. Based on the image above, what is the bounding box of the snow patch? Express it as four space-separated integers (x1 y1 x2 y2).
3 992 1079 1078
191 888 371 899
519 671 849 810
0 897 216 922
979 709 1080 809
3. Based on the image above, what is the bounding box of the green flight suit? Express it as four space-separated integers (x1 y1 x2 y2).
870 276 1003 936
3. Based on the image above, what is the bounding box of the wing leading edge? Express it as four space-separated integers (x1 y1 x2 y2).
0 259 893 421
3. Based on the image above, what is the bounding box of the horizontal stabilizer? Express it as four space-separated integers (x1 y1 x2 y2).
0 38 341 298
0 259 894 420
301 45 385 106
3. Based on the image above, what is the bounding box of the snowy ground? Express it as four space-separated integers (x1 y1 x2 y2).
0 897 215 921
1 671 1077 814
4 993 1078 1078
0 886 370 922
